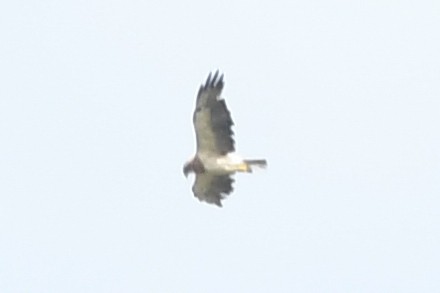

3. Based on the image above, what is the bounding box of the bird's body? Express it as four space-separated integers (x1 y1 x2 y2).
183 71 267 207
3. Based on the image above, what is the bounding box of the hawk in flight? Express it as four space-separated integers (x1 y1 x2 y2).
183 71 267 207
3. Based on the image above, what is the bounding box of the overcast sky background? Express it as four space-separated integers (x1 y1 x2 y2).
1 0 439 292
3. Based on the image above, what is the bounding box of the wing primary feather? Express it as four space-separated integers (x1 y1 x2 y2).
212 70 219 86
218 73 224 86
205 72 212 89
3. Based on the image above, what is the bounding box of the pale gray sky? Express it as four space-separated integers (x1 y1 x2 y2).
1 0 439 292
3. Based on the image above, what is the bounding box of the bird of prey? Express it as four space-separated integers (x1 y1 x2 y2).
183 71 267 207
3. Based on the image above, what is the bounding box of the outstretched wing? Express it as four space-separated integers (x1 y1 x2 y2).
193 71 235 156
192 173 234 207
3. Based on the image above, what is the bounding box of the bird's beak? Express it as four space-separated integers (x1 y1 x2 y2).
183 165 189 178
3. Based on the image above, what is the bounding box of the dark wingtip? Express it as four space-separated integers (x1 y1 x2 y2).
205 72 212 88
212 70 219 83
203 70 224 90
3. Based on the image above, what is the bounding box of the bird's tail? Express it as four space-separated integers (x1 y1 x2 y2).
243 159 268 172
